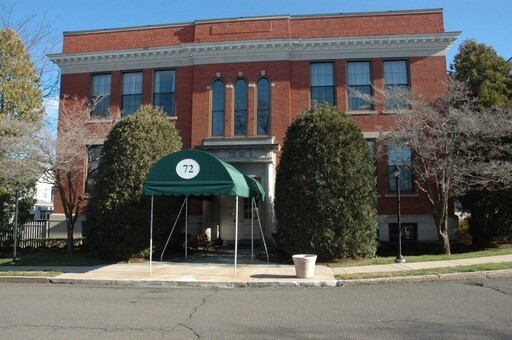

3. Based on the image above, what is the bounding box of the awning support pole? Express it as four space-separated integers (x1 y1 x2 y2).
185 195 189 260
234 195 239 277
149 195 154 276
251 198 254 261
253 198 269 263
160 197 187 261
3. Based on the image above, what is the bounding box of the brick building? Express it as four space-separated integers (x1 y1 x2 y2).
49 8 460 243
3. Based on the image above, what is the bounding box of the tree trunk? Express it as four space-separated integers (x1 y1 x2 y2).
434 196 451 255
66 220 74 255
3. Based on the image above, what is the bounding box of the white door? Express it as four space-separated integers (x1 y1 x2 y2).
219 196 262 242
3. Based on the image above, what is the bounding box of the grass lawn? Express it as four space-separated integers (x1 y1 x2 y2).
329 246 512 268
0 248 104 267
335 262 512 280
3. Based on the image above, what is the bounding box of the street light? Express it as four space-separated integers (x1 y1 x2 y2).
11 182 20 265
394 168 405 263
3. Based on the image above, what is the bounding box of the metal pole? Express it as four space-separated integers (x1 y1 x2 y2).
185 196 188 259
251 198 254 261
234 195 239 277
149 195 154 275
11 183 19 265
253 198 269 263
394 169 405 263
160 197 187 261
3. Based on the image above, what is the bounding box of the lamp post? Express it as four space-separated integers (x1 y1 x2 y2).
11 182 20 265
394 169 405 263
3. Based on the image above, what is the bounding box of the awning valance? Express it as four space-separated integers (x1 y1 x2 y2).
142 149 265 201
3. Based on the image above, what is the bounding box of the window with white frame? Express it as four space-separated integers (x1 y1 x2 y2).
234 78 247 135
387 144 413 192
121 72 142 117
383 60 409 110
153 70 175 116
211 79 225 136
90 74 111 118
347 61 373 110
257 77 270 135
310 62 335 105
86 145 102 194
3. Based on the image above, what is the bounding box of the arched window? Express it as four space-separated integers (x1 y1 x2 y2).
234 78 247 135
211 79 225 136
257 78 270 135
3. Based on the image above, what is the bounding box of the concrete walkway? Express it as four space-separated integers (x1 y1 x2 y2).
2 253 512 288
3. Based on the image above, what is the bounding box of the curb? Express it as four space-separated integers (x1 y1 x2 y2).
2 269 512 288
337 269 512 286
0 276 51 284
49 278 340 288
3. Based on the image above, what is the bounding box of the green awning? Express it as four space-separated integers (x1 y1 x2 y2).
142 149 265 201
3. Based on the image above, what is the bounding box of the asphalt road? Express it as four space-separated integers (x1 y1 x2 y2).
1 279 511 339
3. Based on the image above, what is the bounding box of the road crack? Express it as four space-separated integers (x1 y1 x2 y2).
174 289 218 339
465 282 511 296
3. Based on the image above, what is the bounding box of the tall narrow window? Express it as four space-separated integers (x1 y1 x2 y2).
121 72 142 117
153 70 175 116
257 78 270 135
234 79 247 135
310 62 335 105
86 145 102 194
384 60 409 110
90 74 111 118
388 145 413 192
211 79 225 136
366 139 376 163
347 61 373 110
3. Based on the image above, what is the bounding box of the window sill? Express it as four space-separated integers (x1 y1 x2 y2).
168 116 177 120
347 110 378 115
385 193 419 198
86 118 115 124
381 109 413 115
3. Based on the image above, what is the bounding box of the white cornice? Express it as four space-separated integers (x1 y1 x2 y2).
49 32 460 74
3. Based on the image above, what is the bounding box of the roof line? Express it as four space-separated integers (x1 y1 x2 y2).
63 8 443 36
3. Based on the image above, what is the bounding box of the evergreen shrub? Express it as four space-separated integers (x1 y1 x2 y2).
275 104 378 259
85 106 183 261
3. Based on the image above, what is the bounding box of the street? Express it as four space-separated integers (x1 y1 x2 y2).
1 279 511 339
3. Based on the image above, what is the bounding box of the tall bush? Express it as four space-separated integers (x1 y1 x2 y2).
275 104 378 259
85 106 182 260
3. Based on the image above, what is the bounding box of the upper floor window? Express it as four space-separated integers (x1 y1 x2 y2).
384 60 409 110
310 62 335 105
211 79 225 136
257 77 270 135
153 70 175 116
90 74 111 118
121 72 142 117
387 145 413 192
234 78 247 135
347 61 373 110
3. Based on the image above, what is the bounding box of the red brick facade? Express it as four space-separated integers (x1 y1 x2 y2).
50 9 460 242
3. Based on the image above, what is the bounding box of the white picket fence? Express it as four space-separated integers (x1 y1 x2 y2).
1 220 50 248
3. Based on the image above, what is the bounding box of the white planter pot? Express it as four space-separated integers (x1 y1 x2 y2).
292 254 317 278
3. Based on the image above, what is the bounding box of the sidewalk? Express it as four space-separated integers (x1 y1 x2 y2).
2 254 512 288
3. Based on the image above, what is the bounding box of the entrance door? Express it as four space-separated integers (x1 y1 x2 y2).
219 196 262 242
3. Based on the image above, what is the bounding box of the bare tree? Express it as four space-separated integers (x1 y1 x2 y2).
369 79 512 254
39 97 115 254
5 96 114 254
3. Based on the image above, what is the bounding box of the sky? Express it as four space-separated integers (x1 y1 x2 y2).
3 0 512 121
